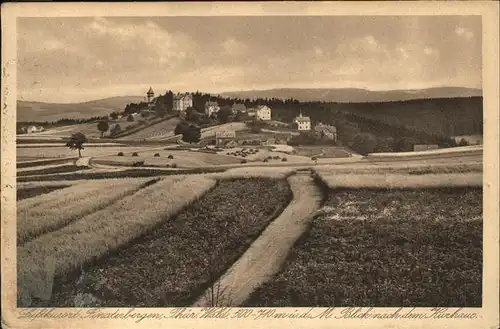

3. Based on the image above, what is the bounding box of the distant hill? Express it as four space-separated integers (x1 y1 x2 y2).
17 96 145 122
219 87 482 103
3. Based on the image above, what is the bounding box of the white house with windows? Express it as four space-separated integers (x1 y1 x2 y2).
205 101 220 117
256 105 272 121
173 93 193 112
294 111 311 131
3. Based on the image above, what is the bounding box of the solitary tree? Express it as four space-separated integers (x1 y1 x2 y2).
217 107 232 124
127 115 134 122
66 133 87 158
97 121 109 138
182 125 201 144
174 121 190 136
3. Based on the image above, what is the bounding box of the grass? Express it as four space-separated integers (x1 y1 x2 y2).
17 185 70 201
17 165 91 177
17 178 158 245
16 146 160 160
16 167 226 182
94 150 242 168
17 158 78 169
244 187 482 307
315 173 482 189
18 175 217 305
294 146 352 158
209 166 299 179
47 178 293 307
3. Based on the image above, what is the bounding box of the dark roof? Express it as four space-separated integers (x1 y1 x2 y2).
147 87 154 94
314 125 337 133
295 116 311 122
232 103 246 111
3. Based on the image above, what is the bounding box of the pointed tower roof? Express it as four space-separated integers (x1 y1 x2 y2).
147 86 154 95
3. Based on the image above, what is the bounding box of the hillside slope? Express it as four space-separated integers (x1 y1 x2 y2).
330 97 483 137
17 96 145 122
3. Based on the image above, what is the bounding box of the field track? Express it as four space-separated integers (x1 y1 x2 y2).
193 172 322 306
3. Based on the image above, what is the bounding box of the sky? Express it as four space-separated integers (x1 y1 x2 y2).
17 15 482 103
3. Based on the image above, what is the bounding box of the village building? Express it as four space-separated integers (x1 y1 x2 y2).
314 122 337 142
232 103 247 114
256 105 272 121
294 111 311 131
26 126 45 134
173 93 193 112
146 86 155 104
205 101 221 117
215 130 236 146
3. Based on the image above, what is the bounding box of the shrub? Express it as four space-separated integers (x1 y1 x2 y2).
168 155 174 159
171 163 178 168
132 161 144 167
241 159 247 164
311 156 317 161
263 159 269 163
117 152 124 156
351 133 377 155
132 152 139 157
282 158 287 162
267 156 273 160
458 138 469 147
154 153 160 157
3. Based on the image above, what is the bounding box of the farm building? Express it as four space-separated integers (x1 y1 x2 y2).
215 130 236 146
205 101 220 117
256 105 272 121
173 93 193 112
294 111 311 131
414 144 439 152
314 123 337 142
232 103 246 114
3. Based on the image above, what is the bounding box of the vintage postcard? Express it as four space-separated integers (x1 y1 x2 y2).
1 1 499 329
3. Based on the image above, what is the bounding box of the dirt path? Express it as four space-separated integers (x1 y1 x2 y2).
192 171 323 307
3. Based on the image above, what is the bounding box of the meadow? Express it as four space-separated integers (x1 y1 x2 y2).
94 149 242 168
245 187 482 307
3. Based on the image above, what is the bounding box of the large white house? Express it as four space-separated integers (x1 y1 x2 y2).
173 93 193 112
205 101 220 117
256 105 272 121
294 111 311 131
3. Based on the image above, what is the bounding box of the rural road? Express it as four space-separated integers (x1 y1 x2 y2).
192 172 323 307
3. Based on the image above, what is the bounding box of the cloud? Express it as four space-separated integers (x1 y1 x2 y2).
455 26 474 40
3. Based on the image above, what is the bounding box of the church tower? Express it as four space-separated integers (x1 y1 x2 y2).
146 86 154 103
